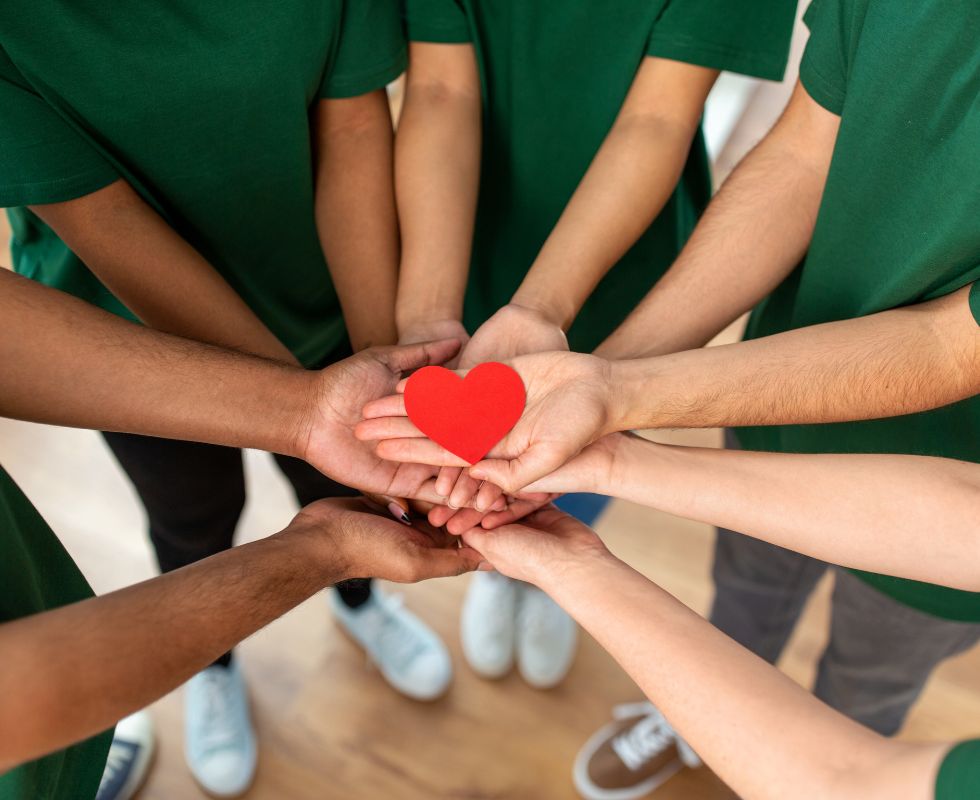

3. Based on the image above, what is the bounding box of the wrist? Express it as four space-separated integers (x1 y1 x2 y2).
534 545 624 602
510 286 577 330
278 512 351 586
605 358 654 433
396 315 465 343
280 368 325 462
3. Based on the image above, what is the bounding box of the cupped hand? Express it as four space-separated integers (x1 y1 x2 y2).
435 303 571 515
290 497 482 583
460 506 611 586
356 350 615 496
301 339 462 504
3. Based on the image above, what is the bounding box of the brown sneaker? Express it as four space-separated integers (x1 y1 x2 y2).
573 702 701 800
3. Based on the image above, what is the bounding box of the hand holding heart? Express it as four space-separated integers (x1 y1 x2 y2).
356 350 616 513
425 303 570 528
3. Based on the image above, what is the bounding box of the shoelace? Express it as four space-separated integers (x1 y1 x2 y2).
372 595 427 671
611 702 701 772
197 671 240 753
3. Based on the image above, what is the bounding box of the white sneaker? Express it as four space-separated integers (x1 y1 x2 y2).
97 711 154 800
330 586 452 701
184 661 257 798
516 585 578 689
460 571 519 679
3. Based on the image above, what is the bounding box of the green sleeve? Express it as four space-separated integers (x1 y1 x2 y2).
404 0 472 43
0 45 117 207
936 740 980 799
969 282 980 326
320 0 407 99
799 0 849 115
645 0 797 81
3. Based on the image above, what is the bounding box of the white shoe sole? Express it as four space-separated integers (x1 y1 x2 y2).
572 719 683 800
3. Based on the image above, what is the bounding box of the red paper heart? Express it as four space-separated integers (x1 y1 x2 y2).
404 362 526 465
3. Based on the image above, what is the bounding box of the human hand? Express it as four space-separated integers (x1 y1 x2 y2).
460 506 613 587
288 497 482 583
300 339 464 505
430 303 570 515
398 319 470 369
357 350 616 497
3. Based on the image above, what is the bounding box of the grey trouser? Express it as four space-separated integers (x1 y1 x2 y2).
708 431 980 736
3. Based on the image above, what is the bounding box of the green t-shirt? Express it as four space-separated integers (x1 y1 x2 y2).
0 1 406 367
738 0 980 620
936 740 980 799
0 467 111 800
404 0 797 351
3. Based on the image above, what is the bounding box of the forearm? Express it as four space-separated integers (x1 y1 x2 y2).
395 46 481 333
0 524 342 770
596 82 837 359
541 557 943 800
608 436 980 591
316 92 400 351
0 269 313 456
514 113 698 328
31 180 298 364
609 285 980 431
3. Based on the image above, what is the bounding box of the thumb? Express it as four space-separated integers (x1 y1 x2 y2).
469 445 562 495
377 339 462 376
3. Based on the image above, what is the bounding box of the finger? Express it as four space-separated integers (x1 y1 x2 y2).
362 394 407 419
436 467 462 498
469 445 564 495
379 339 461 376
355 416 425 442
491 496 508 512
474 480 504 513
362 493 413 525
480 494 558 529
407 546 482 581
448 472 481 510
427 503 458 529
375 438 470 467
446 506 491 536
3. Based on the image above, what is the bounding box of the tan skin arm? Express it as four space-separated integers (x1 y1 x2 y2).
314 89 401 351
30 179 298 364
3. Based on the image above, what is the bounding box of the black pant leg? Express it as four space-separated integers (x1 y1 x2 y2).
102 432 246 665
272 452 371 608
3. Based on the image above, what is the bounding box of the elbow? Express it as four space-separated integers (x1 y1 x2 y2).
404 78 482 109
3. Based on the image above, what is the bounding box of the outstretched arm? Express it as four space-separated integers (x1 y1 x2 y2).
596 80 839 359
30 179 298 364
515 433 980 591
463 511 948 800
394 41 481 348
0 500 479 772
315 90 400 351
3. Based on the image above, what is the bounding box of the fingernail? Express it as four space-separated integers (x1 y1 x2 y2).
388 502 412 526
470 470 487 481
477 561 494 572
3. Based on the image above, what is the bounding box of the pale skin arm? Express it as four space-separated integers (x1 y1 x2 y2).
596 80 840 359
395 42 481 344
519 433 980 591
509 57 718 330
463 511 948 800
29 179 299 364
357 283 980 495
0 499 479 772
315 90 400 351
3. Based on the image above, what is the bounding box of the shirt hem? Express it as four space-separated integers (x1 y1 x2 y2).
646 34 789 82
321 46 407 99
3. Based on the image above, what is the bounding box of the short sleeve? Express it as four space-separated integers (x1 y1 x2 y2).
969 282 980 327
403 0 472 44
646 0 797 81
936 740 980 799
320 0 407 99
799 0 849 114
0 46 117 207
